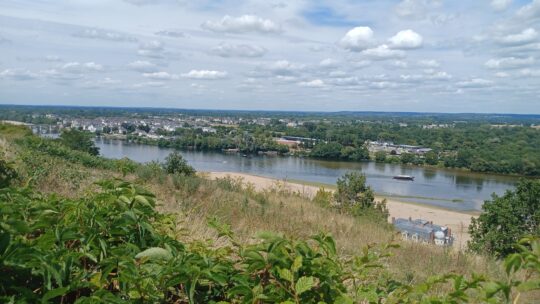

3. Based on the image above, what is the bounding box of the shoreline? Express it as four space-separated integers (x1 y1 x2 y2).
95 135 528 180
204 171 476 248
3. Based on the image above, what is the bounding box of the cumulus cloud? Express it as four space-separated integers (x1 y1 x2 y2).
254 60 305 77
62 62 104 73
132 81 166 88
201 15 281 34
74 28 136 42
181 70 228 79
520 68 540 77
155 30 185 38
128 60 158 73
485 57 534 69
142 71 179 80
210 43 267 58
0 69 38 80
298 79 325 88
498 28 538 45
418 59 440 68
319 58 339 68
41 69 84 80
388 29 423 49
339 27 374 51
491 0 512 11
361 45 405 60
456 78 494 88
517 0 540 20
138 40 167 58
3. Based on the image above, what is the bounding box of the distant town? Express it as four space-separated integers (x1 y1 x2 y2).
1 105 539 177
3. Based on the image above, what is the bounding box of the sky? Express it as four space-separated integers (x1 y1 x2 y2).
0 0 539 113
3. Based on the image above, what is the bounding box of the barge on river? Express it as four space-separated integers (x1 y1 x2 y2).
393 175 415 181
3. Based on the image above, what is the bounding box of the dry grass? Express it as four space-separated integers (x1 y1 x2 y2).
0 128 503 285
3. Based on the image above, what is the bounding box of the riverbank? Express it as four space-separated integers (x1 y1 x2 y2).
205 171 475 248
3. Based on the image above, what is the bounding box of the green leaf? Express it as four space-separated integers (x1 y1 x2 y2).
278 268 294 282
292 255 302 273
42 286 69 302
295 276 314 295
135 247 172 261
334 295 354 304
517 279 540 292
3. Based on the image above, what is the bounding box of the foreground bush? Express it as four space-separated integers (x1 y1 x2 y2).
1 180 539 303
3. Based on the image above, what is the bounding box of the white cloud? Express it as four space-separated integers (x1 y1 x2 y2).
0 69 38 80
137 40 166 58
498 28 538 45
155 30 185 38
485 57 535 69
456 78 494 88
520 68 540 77
418 59 440 68
362 44 405 60
319 58 339 68
132 81 166 88
429 71 452 80
142 71 179 80
299 79 325 88
491 0 512 11
495 72 510 77
395 0 442 19
256 60 305 77
391 60 408 68
62 62 104 73
41 69 83 80
74 28 136 42
339 27 374 51
201 15 281 34
127 60 158 73
388 29 423 49
517 0 540 20
181 70 228 79
140 40 164 51
210 43 267 57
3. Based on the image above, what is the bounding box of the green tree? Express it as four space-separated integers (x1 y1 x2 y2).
424 151 438 165
374 151 386 162
400 152 415 164
334 172 388 220
163 151 195 176
310 142 343 159
59 129 99 156
468 179 540 257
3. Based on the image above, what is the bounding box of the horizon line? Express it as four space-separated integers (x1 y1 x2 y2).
1 103 539 117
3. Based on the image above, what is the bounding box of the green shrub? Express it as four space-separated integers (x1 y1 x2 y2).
171 173 201 195
334 172 388 220
135 161 163 182
162 151 195 176
0 180 539 303
469 179 540 257
59 129 99 156
0 155 17 188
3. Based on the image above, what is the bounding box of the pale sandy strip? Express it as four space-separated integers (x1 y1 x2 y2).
205 171 475 247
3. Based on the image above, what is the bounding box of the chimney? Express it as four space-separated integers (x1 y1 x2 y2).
408 217 412 222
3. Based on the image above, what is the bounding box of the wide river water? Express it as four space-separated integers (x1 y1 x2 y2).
94 138 520 212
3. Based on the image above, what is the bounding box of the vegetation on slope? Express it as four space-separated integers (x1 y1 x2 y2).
1 124 539 303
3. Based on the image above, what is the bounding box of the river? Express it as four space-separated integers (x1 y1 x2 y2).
93 137 519 212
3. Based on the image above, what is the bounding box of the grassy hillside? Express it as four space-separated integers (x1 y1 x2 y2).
1 124 538 303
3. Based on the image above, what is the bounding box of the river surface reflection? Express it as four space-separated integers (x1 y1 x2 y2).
94 138 520 212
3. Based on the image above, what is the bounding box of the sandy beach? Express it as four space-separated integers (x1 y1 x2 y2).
206 171 475 247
